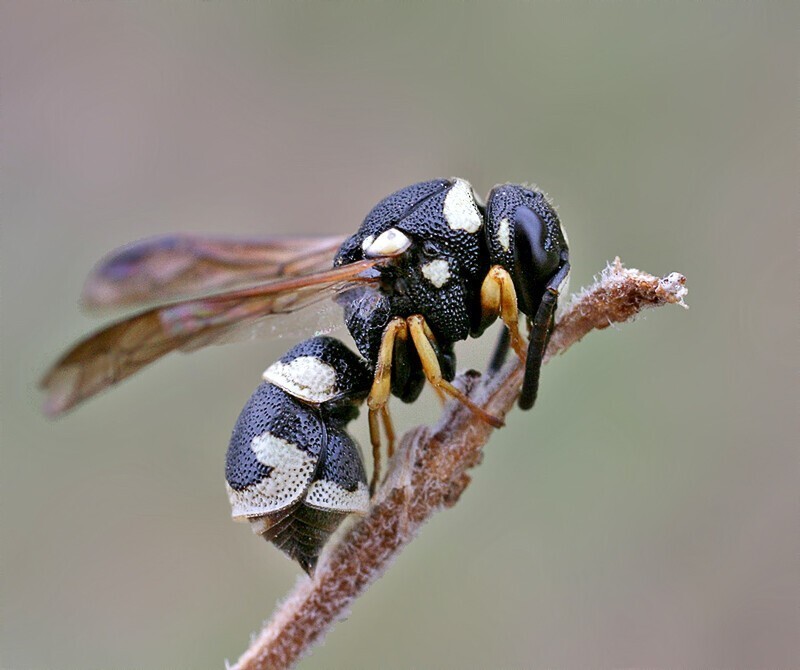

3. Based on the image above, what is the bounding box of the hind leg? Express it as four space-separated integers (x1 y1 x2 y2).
366 317 407 493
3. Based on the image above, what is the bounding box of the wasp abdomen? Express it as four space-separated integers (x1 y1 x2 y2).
225 336 371 574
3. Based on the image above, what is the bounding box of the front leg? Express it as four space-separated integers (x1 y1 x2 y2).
478 265 528 363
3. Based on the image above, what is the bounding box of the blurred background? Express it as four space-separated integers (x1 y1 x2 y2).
1 2 796 668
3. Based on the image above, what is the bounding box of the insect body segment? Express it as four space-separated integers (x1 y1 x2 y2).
225 336 371 575
335 178 485 358
480 184 571 409
42 176 571 575
335 178 570 423
333 178 507 471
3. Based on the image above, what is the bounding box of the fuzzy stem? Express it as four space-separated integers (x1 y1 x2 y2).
230 259 688 670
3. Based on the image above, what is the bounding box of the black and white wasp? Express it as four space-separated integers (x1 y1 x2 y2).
42 178 570 574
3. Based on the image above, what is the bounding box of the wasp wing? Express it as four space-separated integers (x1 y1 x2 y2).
81 234 347 309
41 259 381 417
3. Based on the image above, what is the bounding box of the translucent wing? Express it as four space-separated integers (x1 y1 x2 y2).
41 259 381 417
81 234 347 309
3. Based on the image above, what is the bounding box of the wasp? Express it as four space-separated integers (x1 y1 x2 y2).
41 178 570 574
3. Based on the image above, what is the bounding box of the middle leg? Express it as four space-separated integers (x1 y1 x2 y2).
407 315 503 429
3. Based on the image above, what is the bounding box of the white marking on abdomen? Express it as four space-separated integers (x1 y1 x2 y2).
227 432 316 518
263 356 338 403
304 480 370 513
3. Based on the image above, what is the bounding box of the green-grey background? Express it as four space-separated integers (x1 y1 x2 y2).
2 2 796 668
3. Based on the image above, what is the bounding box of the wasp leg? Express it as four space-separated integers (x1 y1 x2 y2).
367 317 407 494
518 261 571 410
479 266 528 362
407 315 504 428
367 410 382 496
381 406 395 460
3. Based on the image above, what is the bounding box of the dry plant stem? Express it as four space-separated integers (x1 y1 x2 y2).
230 259 688 670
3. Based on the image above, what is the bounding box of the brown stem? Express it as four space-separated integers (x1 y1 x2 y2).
230 259 688 670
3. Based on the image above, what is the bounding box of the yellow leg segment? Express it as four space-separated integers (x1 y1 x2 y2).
367 409 382 496
366 313 505 494
381 406 395 460
407 315 504 428
479 266 527 361
366 317 406 494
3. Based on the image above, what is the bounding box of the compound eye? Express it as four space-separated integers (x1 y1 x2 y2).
364 227 412 258
514 205 560 279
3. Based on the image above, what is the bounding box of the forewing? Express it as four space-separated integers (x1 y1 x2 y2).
41 259 381 416
81 234 347 309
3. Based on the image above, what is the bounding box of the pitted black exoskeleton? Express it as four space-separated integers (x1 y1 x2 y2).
225 337 371 574
334 178 570 418
41 176 569 575
479 183 571 408
226 178 569 572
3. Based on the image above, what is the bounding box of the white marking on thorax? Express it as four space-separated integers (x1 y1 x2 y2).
226 433 316 518
263 356 338 403
364 227 411 258
421 259 451 288
443 179 482 233
497 218 511 252
304 479 370 513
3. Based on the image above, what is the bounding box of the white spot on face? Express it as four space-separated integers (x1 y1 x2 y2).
443 179 482 233
421 259 451 288
227 433 316 518
304 479 370 513
497 218 511 252
361 234 375 253
364 227 411 258
263 356 338 403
